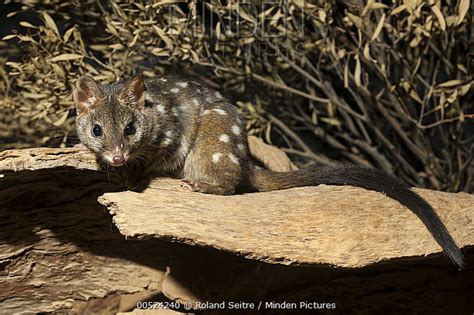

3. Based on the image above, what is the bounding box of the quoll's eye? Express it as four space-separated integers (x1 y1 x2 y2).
125 122 136 135
92 124 102 137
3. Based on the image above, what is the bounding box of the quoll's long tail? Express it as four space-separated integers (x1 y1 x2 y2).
250 164 464 269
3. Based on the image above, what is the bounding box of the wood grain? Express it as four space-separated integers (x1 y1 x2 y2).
99 178 473 268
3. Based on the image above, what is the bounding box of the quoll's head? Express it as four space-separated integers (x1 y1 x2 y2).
73 74 149 167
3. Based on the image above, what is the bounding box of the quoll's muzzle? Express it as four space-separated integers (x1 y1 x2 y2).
110 146 126 166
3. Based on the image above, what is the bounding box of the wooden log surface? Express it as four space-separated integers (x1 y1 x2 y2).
1 139 473 313
98 179 473 268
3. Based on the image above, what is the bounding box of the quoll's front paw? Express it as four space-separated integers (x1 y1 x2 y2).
180 179 234 195
180 179 202 192
180 180 192 191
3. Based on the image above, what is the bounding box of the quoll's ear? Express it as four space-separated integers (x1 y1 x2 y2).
73 75 103 116
119 74 146 109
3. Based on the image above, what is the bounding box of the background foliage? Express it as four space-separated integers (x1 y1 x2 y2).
0 0 472 192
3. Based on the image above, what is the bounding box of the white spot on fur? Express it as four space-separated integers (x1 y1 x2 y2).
229 153 239 165
170 87 180 93
160 77 168 82
162 130 174 146
172 107 179 116
201 109 210 116
213 108 227 115
212 152 222 163
176 81 188 88
192 98 200 106
237 143 245 152
156 104 166 114
215 91 222 98
152 124 161 141
219 134 229 143
231 125 241 135
206 96 213 103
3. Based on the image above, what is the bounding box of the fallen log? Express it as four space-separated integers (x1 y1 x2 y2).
98 178 473 268
1 138 473 313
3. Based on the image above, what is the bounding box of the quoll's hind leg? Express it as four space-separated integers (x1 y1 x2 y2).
180 104 249 195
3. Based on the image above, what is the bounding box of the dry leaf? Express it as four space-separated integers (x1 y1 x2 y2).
457 0 470 25
371 13 385 41
152 25 173 47
43 12 60 37
431 4 446 31
438 79 463 88
49 54 84 62
53 110 69 127
354 55 362 87
19 21 37 28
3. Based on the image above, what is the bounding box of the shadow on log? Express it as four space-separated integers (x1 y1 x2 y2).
0 137 473 314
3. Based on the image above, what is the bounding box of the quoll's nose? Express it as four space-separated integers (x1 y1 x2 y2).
112 154 125 166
